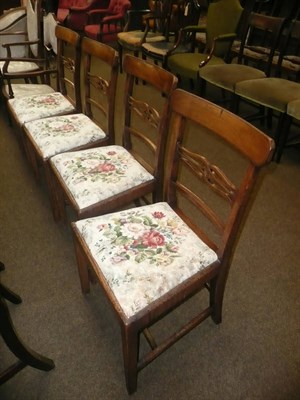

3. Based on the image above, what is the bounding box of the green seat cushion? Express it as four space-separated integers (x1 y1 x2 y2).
199 64 266 92
235 78 300 113
287 98 300 120
168 53 225 81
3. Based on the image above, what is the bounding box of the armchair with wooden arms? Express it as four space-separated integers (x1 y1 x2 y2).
84 0 132 43
166 0 243 90
0 0 45 82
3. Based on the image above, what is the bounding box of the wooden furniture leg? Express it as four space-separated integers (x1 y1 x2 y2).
0 263 55 385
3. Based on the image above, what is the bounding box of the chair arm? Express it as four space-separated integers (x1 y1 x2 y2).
102 14 124 24
199 33 237 68
0 30 26 37
87 8 109 17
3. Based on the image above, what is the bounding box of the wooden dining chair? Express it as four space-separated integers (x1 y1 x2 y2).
22 37 119 219
6 25 82 132
48 54 178 222
0 262 55 385
71 88 274 393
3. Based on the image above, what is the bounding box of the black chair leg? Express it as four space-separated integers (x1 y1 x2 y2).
0 263 55 385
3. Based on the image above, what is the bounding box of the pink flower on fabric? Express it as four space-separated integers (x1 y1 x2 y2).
41 96 57 104
141 231 165 247
90 162 116 173
152 211 165 219
107 151 117 156
61 124 74 132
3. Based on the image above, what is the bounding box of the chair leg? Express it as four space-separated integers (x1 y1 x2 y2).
121 324 139 395
274 113 291 163
0 285 55 385
73 238 91 294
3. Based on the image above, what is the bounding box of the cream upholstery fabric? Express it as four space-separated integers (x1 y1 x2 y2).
25 113 106 160
50 145 154 209
73 202 218 318
8 92 75 125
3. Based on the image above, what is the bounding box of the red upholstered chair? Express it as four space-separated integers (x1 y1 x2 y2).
66 0 109 32
57 0 107 29
84 0 131 43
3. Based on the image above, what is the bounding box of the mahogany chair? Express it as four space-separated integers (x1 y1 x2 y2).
84 0 132 43
23 38 119 218
48 54 178 222
0 262 55 384
6 25 82 133
71 88 274 393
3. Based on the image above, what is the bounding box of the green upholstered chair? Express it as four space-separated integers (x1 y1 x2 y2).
234 19 300 162
141 0 202 69
117 1 167 72
167 0 243 89
198 11 286 106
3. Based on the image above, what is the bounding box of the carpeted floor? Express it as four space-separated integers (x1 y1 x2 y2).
0 71 300 400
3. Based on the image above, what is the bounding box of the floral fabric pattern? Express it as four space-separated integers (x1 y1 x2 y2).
50 145 154 209
74 202 218 318
25 114 106 160
8 92 75 124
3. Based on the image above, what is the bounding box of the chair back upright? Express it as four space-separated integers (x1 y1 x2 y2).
236 12 286 76
122 54 178 202
82 37 119 145
165 88 275 262
205 0 243 57
55 25 82 113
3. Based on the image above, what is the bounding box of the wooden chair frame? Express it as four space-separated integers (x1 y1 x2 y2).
49 55 178 222
71 88 274 393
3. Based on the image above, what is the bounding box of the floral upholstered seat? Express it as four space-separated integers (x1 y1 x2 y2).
73 202 218 318
8 92 76 125
50 145 154 210
24 114 106 160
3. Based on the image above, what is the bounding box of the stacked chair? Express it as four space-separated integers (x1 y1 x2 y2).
2 4 278 393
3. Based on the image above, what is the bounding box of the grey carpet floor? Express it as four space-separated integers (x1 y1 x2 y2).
0 75 300 400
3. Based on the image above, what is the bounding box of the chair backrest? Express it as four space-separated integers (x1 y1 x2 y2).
205 0 243 57
55 25 82 112
108 0 131 15
0 7 27 58
81 37 119 145
274 18 300 80
122 54 178 201
26 0 43 58
165 89 274 263
237 11 286 76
